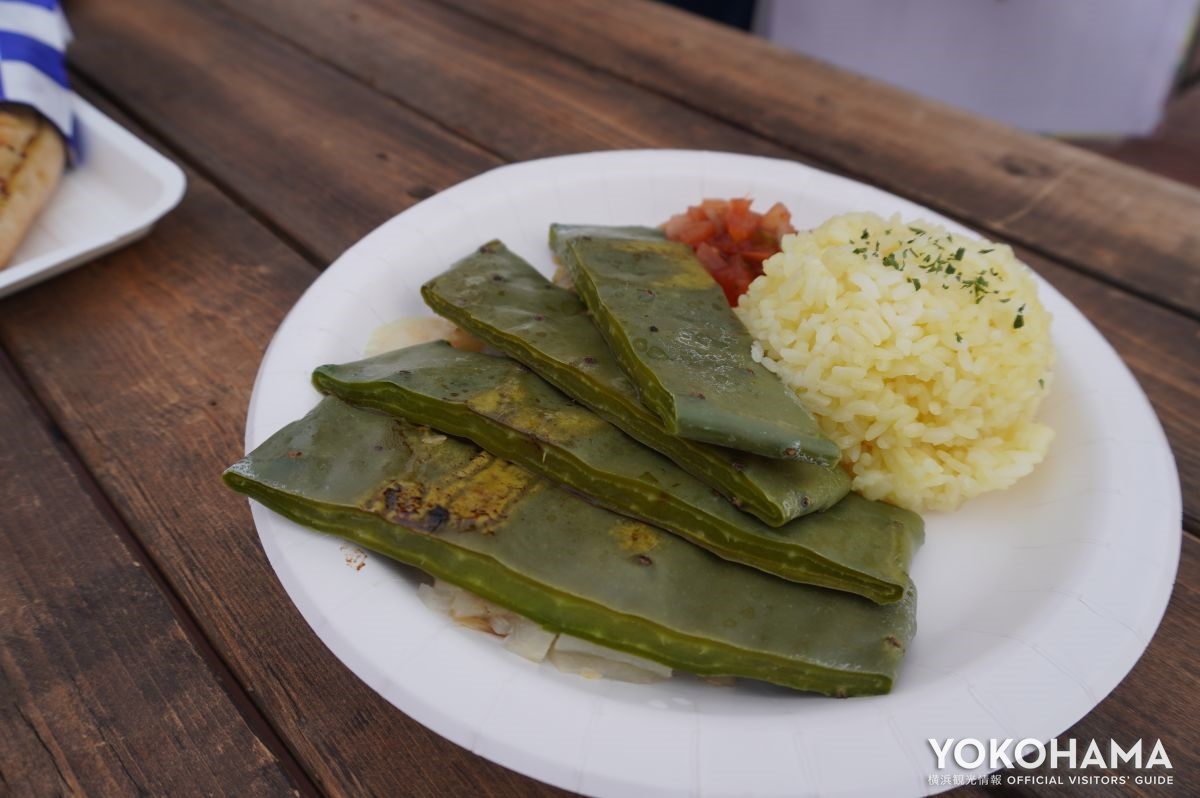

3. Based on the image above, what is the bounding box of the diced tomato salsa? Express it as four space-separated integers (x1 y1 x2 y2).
663 198 796 305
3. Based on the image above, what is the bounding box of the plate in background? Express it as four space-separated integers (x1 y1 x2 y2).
0 97 186 299
242 150 1180 797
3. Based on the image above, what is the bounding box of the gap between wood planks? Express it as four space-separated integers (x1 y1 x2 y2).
0 347 307 795
0 116 326 798
0 344 323 798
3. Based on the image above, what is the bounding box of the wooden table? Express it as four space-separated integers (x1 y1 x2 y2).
2 1 1197 795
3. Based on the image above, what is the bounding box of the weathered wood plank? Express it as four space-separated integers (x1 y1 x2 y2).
67 0 500 263
0 355 302 797
211 0 789 161
438 0 1200 318
0 134 565 798
89 0 1197 526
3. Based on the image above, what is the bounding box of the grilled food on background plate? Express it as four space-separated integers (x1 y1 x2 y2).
0 105 65 269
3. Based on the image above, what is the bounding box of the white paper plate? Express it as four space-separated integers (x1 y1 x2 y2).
244 151 1181 797
0 97 186 299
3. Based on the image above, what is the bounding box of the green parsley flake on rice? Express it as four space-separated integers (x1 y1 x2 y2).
736 212 1054 513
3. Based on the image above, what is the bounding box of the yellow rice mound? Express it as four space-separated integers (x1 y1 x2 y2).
737 212 1054 512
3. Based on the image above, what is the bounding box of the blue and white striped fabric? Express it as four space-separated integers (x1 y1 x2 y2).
0 0 75 157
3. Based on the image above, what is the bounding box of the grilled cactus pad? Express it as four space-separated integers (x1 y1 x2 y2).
224 398 916 695
551 224 841 463
421 241 849 526
314 342 921 603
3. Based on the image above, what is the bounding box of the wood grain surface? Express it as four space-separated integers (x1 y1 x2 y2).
0 355 302 796
442 0 1200 320
214 0 792 161
0 0 1194 796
